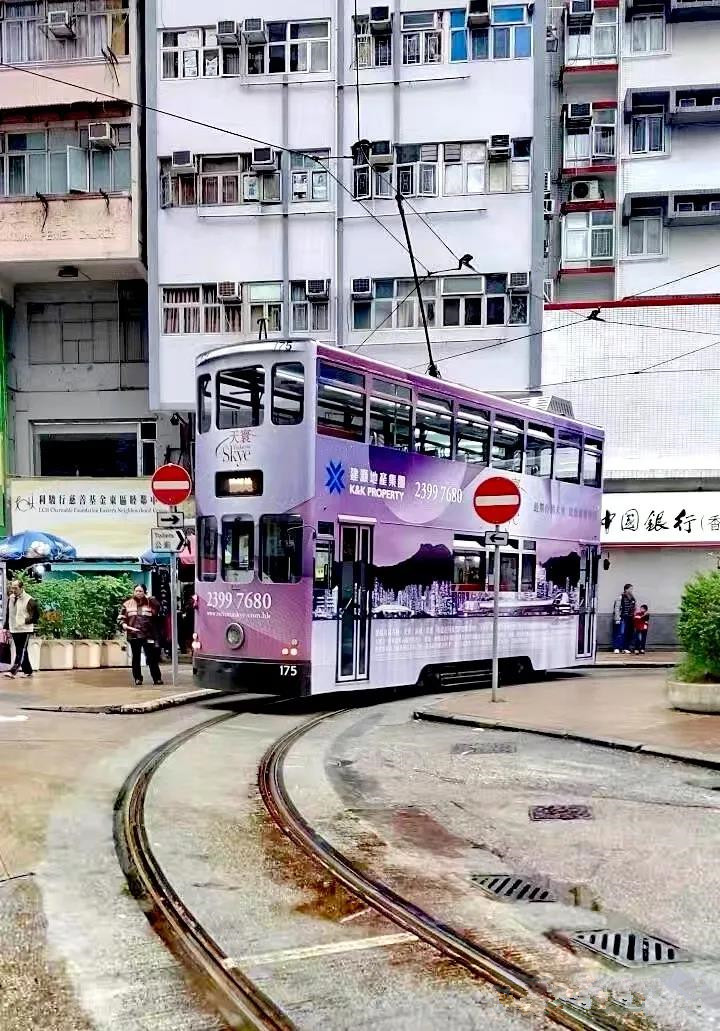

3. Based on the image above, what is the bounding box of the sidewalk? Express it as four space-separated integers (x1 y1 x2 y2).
415 668 720 768
593 648 680 668
0 666 220 714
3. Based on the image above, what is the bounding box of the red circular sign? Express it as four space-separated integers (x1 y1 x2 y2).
473 476 521 525
151 463 192 507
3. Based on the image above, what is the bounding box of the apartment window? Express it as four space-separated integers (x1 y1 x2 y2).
247 20 330 75
441 276 485 327
290 281 329 333
1 125 131 197
401 11 441 65
395 143 439 197
452 6 531 61
202 285 243 334
628 214 663 256
161 27 240 79
565 110 616 165
631 110 665 154
1 2 128 64
443 142 487 195
369 379 412 451
567 8 617 63
248 282 282 334
631 14 665 54
564 211 614 262
27 293 147 365
198 155 248 206
352 278 437 331
33 422 146 477
290 151 329 201
242 170 281 203
354 15 392 67
161 285 243 335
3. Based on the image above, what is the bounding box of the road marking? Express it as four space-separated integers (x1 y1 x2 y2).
340 907 371 923
0 714 28 722
227 932 416 968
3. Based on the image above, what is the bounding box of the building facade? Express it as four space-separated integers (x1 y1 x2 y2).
544 0 720 643
146 0 548 411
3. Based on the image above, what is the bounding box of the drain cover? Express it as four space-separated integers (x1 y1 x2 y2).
452 741 517 755
529 804 593 821
572 929 688 967
471 874 556 903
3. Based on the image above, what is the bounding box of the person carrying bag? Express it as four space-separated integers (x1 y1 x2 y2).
3 580 39 679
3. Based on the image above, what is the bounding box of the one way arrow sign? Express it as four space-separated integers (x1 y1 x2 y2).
151 528 187 553
156 511 185 529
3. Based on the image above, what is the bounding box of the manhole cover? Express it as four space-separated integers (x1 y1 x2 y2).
529 804 593 821
572 929 688 967
471 874 556 903
451 742 517 755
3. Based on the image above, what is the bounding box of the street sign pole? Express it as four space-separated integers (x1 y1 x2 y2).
169 525 178 689
492 524 501 703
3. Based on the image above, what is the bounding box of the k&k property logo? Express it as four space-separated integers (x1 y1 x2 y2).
325 460 346 496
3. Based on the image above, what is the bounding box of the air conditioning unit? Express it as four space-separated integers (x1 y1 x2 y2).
171 150 196 173
369 5 392 33
710 201 720 212
544 171 552 193
251 146 279 171
369 140 393 166
568 0 593 19
544 197 555 218
47 10 75 38
88 122 115 148
488 134 511 160
675 202 694 212
216 281 242 303
467 0 490 27
307 279 330 300
351 278 372 298
567 102 592 124
216 20 239 44
242 18 268 43
508 272 531 292
570 179 601 202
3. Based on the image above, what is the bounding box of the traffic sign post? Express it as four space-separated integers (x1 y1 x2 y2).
473 476 522 703
150 464 192 691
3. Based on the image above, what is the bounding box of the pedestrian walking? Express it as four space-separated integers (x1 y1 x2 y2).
118 584 163 686
632 604 650 654
612 582 636 654
3 579 40 679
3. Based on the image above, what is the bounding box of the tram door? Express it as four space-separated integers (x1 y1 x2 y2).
337 523 373 682
576 546 599 658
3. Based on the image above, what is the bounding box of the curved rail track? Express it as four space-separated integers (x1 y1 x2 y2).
115 706 616 1031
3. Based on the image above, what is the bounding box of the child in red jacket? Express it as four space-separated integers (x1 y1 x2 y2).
632 605 650 654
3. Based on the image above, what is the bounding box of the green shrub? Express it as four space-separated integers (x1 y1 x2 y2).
676 572 720 681
31 574 136 640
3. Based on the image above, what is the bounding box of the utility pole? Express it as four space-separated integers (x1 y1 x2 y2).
395 191 440 379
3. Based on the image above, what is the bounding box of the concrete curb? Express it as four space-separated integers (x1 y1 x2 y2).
413 708 720 770
580 661 676 670
21 687 222 715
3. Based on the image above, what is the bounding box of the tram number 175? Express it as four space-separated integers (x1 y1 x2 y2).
280 665 298 677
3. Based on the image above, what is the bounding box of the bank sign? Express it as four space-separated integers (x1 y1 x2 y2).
601 492 720 546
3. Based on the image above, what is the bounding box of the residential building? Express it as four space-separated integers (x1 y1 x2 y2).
544 0 720 643
146 0 547 411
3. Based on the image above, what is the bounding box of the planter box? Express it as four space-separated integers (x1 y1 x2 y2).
74 640 102 669
44 640 74 671
101 639 129 668
27 638 44 670
668 679 720 714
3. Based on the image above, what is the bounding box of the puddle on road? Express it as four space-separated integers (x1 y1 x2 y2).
349 804 472 858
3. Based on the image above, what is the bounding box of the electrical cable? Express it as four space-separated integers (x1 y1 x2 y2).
540 366 720 390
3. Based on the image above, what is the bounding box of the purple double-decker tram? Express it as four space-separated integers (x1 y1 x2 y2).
193 340 603 696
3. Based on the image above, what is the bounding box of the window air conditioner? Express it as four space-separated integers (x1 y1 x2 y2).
242 18 268 44
488 134 511 160
352 278 372 298
216 21 239 44
171 150 196 173
570 179 601 202
567 102 592 123
675 202 694 212
307 279 330 299
544 197 555 218
369 6 392 33
216 282 242 303
251 146 279 171
48 10 76 39
88 122 115 149
369 140 393 165
467 0 490 27
568 0 593 18
508 272 531 292
709 201 720 212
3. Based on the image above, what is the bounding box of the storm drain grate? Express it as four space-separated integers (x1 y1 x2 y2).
471 874 556 903
529 804 593 821
452 742 517 755
571 929 689 967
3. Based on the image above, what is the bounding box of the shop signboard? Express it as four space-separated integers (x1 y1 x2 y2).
601 492 720 547
9 478 194 559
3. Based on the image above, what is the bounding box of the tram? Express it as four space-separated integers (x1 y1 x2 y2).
193 340 603 695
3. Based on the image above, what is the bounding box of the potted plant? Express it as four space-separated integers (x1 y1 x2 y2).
73 575 134 668
32 578 77 670
669 572 720 714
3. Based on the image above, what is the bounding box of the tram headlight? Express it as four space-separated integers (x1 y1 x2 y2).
191 632 201 652
226 623 245 650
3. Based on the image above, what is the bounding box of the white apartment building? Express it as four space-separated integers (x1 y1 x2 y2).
544 0 720 643
146 0 548 411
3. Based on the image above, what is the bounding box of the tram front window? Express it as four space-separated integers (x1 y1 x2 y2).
221 517 254 583
217 365 265 429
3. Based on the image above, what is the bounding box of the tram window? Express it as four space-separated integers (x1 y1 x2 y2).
221 517 254 583
521 554 536 592
583 437 603 487
455 405 490 465
525 422 553 478
491 415 524 472
556 430 582 484
316 362 365 441
272 362 304 425
197 516 217 582
260 514 303 584
489 551 519 591
197 374 212 434
369 393 412 451
415 394 452 459
453 537 486 587
217 365 265 429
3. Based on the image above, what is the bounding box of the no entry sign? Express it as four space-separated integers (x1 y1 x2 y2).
473 476 521 525
151 464 192 507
